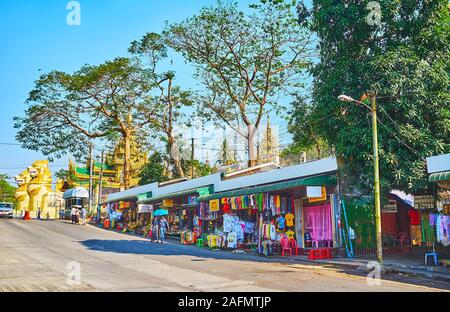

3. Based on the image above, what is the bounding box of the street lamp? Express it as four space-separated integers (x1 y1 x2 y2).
338 93 383 265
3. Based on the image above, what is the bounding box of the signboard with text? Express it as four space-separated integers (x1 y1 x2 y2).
209 199 220 212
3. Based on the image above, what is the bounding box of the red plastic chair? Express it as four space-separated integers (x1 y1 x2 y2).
280 237 292 257
288 238 300 256
308 249 321 260
394 232 407 247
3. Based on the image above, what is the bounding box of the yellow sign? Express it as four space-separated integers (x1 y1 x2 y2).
162 199 174 207
308 186 327 203
209 199 220 212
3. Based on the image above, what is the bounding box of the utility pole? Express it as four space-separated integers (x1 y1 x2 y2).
191 138 195 179
97 150 104 221
88 141 94 214
338 93 383 264
370 93 383 265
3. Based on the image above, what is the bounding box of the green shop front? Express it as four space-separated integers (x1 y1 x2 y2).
137 186 214 243
196 174 341 257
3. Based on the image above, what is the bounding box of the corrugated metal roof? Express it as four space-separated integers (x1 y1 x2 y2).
198 175 336 201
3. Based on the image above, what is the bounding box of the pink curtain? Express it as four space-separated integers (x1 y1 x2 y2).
304 204 332 241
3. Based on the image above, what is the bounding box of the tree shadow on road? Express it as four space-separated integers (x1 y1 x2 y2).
80 238 450 291
80 238 287 264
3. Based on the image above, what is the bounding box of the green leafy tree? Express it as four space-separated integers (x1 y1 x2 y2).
165 0 313 166
291 0 450 193
0 174 16 204
129 32 194 178
15 58 161 190
139 152 170 185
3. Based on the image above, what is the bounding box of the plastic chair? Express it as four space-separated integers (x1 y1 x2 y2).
425 253 438 266
394 232 407 247
424 242 438 266
196 233 207 248
288 238 299 256
308 249 321 260
280 237 292 257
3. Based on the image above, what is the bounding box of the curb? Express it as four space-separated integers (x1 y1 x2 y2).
87 222 450 282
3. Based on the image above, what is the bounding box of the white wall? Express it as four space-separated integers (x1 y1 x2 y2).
426 153 450 174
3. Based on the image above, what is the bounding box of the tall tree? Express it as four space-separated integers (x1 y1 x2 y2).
0 174 16 203
129 32 193 178
291 0 450 193
288 95 330 159
165 0 313 166
15 58 160 190
139 151 170 185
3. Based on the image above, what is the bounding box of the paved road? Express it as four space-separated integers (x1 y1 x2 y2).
0 219 448 292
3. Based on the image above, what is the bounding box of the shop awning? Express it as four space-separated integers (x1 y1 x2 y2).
63 187 89 199
198 174 336 202
429 171 450 182
138 185 214 204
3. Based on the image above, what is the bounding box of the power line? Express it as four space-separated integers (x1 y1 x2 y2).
0 142 21 146
376 117 421 156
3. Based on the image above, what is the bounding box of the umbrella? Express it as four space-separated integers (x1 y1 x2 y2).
153 209 169 217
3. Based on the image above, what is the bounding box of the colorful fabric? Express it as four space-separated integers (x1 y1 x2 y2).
277 216 286 230
303 204 332 241
281 197 287 214
421 213 435 243
285 213 294 227
408 209 420 225
436 215 450 246
430 214 437 226
244 222 254 234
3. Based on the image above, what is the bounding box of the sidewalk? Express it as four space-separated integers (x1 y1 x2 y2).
89 222 450 283
284 255 450 282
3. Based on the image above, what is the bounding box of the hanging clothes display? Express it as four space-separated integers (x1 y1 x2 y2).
436 215 450 246
303 204 332 243
408 209 420 225
421 213 435 244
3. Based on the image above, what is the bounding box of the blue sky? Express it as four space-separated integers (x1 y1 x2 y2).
0 0 296 182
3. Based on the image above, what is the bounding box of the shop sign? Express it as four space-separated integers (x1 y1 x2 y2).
197 186 212 197
187 196 197 205
162 199 174 207
382 200 397 213
307 186 327 203
138 204 153 213
413 195 434 209
209 199 220 212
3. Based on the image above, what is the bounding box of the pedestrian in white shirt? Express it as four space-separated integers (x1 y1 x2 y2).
70 207 77 224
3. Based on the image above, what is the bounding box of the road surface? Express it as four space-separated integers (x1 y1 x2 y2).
0 219 448 292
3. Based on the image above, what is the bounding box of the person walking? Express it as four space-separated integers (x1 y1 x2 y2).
81 207 87 226
70 207 77 224
152 217 160 243
159 216 169 244
75 208 80 225
37 207 41 220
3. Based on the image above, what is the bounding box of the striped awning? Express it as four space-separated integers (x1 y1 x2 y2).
429 171 450 182
198 174 336 202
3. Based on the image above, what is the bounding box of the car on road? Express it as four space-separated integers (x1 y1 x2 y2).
0 202 14 219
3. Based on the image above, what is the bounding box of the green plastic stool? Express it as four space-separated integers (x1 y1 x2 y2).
196 238 204 248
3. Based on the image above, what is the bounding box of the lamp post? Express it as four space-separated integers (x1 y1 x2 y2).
338 93 383 264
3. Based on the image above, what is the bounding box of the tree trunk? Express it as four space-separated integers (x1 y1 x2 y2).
123 132 131 190
167 134 185 178
247 124 257 168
